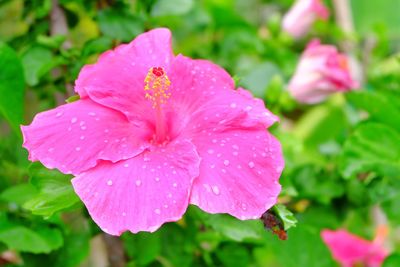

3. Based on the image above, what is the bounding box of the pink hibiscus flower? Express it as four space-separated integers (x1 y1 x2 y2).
321 226 389 267
21 28 284 235
288 39 358 104
282 0 329 38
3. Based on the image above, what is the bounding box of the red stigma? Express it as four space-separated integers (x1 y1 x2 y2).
152 67 164 77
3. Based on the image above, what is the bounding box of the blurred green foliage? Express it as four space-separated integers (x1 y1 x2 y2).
0 0 399 266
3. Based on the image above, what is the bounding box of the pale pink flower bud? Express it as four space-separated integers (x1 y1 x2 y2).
288 39 358 104
282 0 329 38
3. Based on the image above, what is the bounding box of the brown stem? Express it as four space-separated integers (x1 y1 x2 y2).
102 234 127 267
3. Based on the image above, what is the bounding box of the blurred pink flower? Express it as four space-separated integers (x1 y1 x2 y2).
288 39 358 104
321 226 389 267
282 0 329 38
21 28 284 235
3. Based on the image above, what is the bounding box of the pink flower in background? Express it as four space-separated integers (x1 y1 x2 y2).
288 39 358 104
282 0 329 38
21 28 284 235
321 226 389 267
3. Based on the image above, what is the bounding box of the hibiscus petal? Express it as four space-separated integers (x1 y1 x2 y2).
21 99 150 175
72 140 200 235
168 56 278 140
189 129 283 219
321 229 389 267
75 28 174 120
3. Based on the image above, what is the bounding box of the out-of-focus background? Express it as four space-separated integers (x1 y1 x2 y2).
0 0 400 266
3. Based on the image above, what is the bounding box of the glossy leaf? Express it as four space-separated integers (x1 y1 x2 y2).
24 163 79 217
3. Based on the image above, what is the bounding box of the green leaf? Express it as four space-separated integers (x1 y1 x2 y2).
0 42 25 134
65 94 80 103
97 9 144 42
351 0 400 37
37 35 66 49
81 36 113 57
159 224 194 267
347 90 400 132
383 253 400 267
21 45 54 86
294 102 348 150
122 232 161 266
203 214 264 242
289 165 345 204
151 0 194 17
24 163 79 217
272 205 297 231
53 213 90 267
340 122 400 178
0 183 37 206
239 61 281 98
0 224 63 254
216 244 250 267
254 206 339 266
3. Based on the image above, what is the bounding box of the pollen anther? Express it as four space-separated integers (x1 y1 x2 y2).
144 67 171 108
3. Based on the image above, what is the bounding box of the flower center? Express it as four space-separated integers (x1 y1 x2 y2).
144 67 171 144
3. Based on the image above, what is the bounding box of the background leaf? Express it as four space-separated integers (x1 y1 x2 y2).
0 42 25 134
340 122 400 178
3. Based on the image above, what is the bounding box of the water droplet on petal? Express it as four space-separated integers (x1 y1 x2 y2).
71 117 77 123
107 180 113 186
56 112 63 117
135 180 141 186
154 209 161 214
75 147 81 151
223 160 230 166
211 185 220 195
248 161 255 168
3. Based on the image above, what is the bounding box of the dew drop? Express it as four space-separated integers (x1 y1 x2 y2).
80 135 85 140
230 103 237 108
135 180 141 186
211 185 220 195
223 160 230 166
155 177 160 182
207 149 214 154
248 161 255 168
71 117 77 123
75 147 81 151
154 208 161 214
124 163 129 168
56 112 63 117
107 180 113 186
